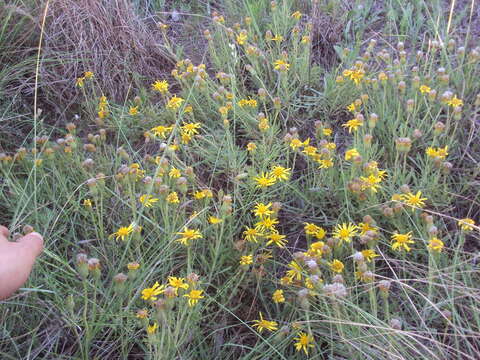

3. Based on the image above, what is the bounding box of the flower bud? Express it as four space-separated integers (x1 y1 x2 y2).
113 273 128 293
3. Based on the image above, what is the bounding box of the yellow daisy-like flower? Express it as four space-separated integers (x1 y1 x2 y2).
345 148 360 161
150 125 173 138
304 223 326 240
361 249 379 262
168 276 189 292
323 128 333 136
169 167 181 178
273 59 290 72
391 232 414 252
129 106 139 116
286 261 303 281
458 218 475 232
176 227 203 246
236 31 248 45
139 194 159 208
291 11 302 20
427 237 444 253
209 216 222 224
84 71 94 79
342 118 364 133
252 312 278 333
332 223 358 243
347 103 356 112
166 95 184 110
266 232 287 248
181 122 201 136
294 332 315 355
184 289 204 307
254 172 276 188
419 85 431 94
166 192 180 204
446 95 463 107
240 254 253 266
147 322 159 335
317 158 334 168
111 223 135 241
141 282 165 301
243 227 263 243
247 142 257 152
329 259 344 273
255 217 279 232
76 77 85 87
152 80 169 93
83 199 93 208
272 289 285 303
253 202 273 218
289 138 304 150
401 191 427 210
270 166 291 181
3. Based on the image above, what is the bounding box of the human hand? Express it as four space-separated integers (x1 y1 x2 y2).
0 225 44 300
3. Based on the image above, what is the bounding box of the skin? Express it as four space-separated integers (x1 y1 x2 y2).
0 225 43 300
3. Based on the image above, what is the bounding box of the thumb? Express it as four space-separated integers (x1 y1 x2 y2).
17 232 44 258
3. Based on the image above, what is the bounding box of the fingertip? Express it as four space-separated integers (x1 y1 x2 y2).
19 232 44 257
0 225 9 239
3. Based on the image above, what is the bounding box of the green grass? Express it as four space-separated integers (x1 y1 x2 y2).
1 0 479 359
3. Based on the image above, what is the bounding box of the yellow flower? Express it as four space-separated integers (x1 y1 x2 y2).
286 261 303 281
266 232 287 248
209 216 222 224
270 34 283 42
332 223 358 243
253 202 273 218
428 237 444 253
301 35 310 44
317 158 334 168
184 289 204 307
329 259 344 273
176 227 203 246
254 172 276 188
247 142 257 152
111 223 135 241
426 146 448 160
294 332 315 355
361 249 379 262
270 165 291 181
446 95 463 107
152 80 169 93
458 218 475 231
76 77 85 87
243 227 263 243
252 312 278 333
141 282 165 301
129 106 139 115
181 122 201 136
291 11 302 19
240 254 253 266
236 31 248 45
83 199 93 208
273 59 290 72
238 98 257 107
139 194 159 208
272 289 285 303
342 118 364 133
127 262 140 270
84 71 94 79
147 322 159 335
169 167 181 178
150 125 173 138
255 217 279 232
419 85 431 94
323 128 333 136
391 232 414 252
401 191 427 210
166 95 184 110
168 276 189 292
345 148 360 161
358 222 377 236
289 138 304 150
166 192 180 204
304 223 326 240
347 103 356 112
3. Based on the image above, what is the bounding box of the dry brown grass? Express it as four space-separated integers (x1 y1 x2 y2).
40 0 174 118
